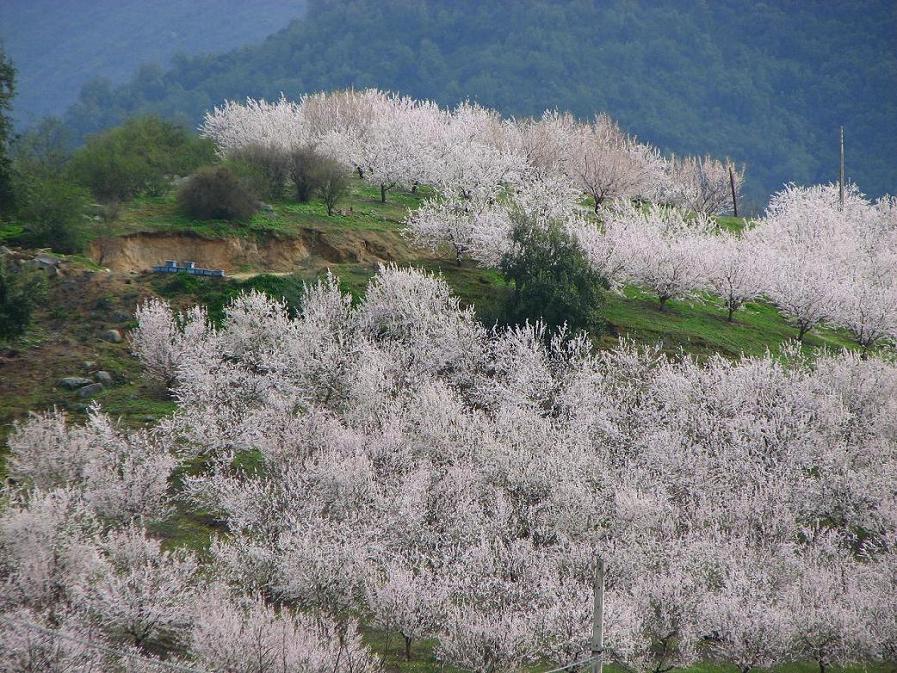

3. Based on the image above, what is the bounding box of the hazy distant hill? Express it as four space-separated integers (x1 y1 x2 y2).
0 0 306 125
12 0 897 206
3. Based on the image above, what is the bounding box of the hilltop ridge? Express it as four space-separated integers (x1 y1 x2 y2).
55 0 897 206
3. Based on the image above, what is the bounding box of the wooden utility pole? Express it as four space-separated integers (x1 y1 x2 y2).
591 556 605 673
728 164 739 218
839 126 845 210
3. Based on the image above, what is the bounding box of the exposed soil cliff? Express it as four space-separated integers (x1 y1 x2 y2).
88 229 403 273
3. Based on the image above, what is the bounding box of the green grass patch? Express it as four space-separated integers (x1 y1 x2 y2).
0 221 25 243
714 215 749 233
95 383 178 420
361 628 457 673
303 261 513 324
106 193 297 239
602 287 856 358
152 272 310 324
148 502 220 557
152 258 512 326
103 178 424 240
422 262 512 324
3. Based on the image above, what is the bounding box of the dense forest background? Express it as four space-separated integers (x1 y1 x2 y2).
4 0 896 206
0 0 307 125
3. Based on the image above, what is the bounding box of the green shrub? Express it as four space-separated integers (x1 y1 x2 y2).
15 176 90 253
0 255 47 341
288 146 326 203
239 274 305 316
227 143 289 200
176 166 259 221
315 158 350 215
500 215 608 334
157 272 305 325
11 117 73 181
68 116 215 202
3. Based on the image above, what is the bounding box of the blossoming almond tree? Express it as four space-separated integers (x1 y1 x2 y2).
604 202 714 310
191 587 380 673
77 525 199 649
664 154 743 215
704 230 768 321
8 406 175 523
569 114 664 211
698 546 794 673
366 561 446 660
201 94 307 155
4 264 897 670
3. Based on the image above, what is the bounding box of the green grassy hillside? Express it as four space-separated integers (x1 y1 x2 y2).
0 178 857 456
0 177 883 673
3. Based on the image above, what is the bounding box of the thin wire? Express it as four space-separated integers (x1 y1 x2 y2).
0 615 208 673
538 654 601 673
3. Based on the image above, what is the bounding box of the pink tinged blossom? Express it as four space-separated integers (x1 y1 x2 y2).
8 406 175 522
663 155 744 215
76 525 200 649
190 587 380 673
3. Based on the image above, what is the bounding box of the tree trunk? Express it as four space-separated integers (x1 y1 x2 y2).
404 634 413 661
727 304 735 322
659 295 669 311
356 166 364 179
380 183 387 203
797 324 809 341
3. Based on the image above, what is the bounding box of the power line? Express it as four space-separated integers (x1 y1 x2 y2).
538 654 601 673
0 615 209 673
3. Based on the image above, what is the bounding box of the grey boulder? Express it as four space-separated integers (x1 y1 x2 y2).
78 383 105 398
59 377 93 390
94 370 113 385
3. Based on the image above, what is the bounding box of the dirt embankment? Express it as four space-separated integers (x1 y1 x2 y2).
88 229 402 274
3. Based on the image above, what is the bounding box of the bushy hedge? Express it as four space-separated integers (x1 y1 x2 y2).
14 176 90 253
176 165 258 221
68 116 215 202
227 143 289 200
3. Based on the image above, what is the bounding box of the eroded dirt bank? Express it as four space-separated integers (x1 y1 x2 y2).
88 229 400 273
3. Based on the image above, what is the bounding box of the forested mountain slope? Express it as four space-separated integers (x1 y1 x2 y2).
0 0 306 125
59 0 897 207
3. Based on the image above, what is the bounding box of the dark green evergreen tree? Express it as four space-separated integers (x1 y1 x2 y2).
500 215 608 334
0 255 47 341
